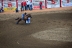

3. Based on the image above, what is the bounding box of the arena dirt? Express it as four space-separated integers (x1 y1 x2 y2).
0 11 72 48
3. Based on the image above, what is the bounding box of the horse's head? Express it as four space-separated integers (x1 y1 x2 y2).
27 14 32 18
24 14 32 20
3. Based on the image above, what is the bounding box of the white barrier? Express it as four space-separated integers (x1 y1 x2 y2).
63 3 72 7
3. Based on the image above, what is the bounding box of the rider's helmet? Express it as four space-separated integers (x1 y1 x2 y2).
24 12 27 15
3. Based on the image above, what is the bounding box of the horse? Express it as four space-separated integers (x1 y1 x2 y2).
15 14 32 24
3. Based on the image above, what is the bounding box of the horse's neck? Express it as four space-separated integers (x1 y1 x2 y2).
24 15 28 19
25 15 28 17
25 14 31 18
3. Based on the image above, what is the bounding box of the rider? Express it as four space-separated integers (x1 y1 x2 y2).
22 12 27 20
16 12 27 24
26 14 32 24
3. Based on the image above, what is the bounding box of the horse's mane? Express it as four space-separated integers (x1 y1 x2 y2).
27 14 31 16
24 14 32 19
26 14 31 17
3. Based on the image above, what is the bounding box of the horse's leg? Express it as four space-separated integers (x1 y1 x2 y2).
24 19 26 24
15 17 19 20
16 18 22 24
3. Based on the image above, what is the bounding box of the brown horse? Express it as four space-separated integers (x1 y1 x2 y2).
15 14 32 24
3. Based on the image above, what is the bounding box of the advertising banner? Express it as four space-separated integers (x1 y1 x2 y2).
47 0 60 8
62 0 72 7
3 1 16 11
62 3 72 7
32 0 45 9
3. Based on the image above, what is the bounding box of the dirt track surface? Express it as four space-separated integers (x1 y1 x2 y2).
0 7 72 48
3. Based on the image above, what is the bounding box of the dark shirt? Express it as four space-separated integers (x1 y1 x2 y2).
21 2 23 6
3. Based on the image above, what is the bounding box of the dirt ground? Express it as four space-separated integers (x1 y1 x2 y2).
0 8 72 48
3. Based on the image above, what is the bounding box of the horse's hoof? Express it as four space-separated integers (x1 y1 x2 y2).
16 22 18 24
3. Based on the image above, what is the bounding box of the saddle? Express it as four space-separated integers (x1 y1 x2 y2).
24 15 28 20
